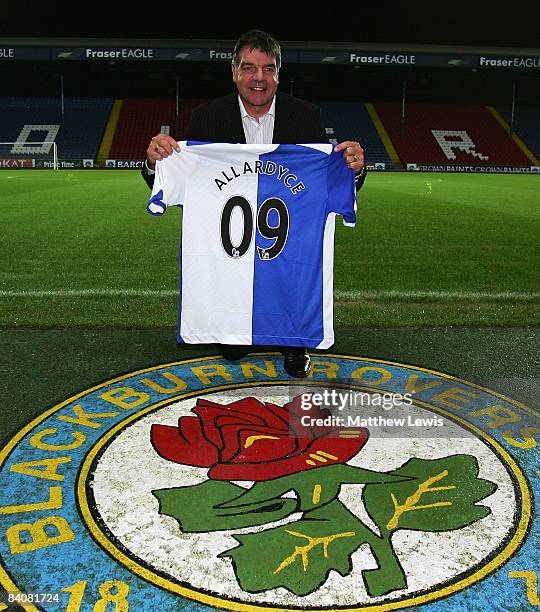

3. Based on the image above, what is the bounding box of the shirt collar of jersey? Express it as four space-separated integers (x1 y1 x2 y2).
238 95 276 123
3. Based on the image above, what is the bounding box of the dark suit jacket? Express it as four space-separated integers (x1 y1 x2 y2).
141 91 366 190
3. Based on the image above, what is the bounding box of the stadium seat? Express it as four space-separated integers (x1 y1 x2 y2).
0 97 113 160
108 98 205 160
317 101 393 167
375 103 534 167
496 105 540 159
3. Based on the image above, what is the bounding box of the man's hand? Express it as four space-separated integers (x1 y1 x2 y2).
146 134 181 168
334 141 365 173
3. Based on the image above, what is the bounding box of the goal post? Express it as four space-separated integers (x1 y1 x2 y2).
0 141 58 169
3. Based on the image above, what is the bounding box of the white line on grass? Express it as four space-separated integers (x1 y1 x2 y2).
0 289 538 300
335 290 540 300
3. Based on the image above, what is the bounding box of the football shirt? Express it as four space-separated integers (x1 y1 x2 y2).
147 142 356 348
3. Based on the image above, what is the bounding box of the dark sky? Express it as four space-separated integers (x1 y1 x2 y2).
2 5 539 49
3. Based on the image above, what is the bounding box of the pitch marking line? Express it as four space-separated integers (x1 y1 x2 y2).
0 289 538 301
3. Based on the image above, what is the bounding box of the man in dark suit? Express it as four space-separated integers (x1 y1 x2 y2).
142 29 366 377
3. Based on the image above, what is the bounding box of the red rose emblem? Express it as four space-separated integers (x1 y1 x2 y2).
151 395 369 481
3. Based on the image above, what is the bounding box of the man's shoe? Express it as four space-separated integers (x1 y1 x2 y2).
283 349 311 378
219 345 250 361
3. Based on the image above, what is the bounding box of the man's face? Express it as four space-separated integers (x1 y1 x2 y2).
232 46 279 113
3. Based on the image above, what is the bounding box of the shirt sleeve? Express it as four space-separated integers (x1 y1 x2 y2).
326 150 357 227
146 145 186 216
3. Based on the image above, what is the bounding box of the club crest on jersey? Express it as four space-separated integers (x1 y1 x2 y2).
0 355 537 611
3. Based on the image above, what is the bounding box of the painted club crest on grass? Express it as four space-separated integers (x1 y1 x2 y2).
150 395 496 598
0 356 537 611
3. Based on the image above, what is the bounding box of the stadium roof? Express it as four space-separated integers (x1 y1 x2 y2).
3 3 539 49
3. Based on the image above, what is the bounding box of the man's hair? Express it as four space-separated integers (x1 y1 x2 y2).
232 30 281 70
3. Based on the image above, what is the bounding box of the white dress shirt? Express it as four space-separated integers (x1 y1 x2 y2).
238 95 276 144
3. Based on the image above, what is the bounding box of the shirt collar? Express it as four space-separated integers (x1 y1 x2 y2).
238 95 276 121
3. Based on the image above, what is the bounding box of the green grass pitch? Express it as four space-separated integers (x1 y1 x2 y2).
1 170 538 328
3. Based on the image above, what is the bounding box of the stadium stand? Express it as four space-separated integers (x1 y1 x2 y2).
496 105 540 159
375 103 536 167
317 102 393 167
109 99 396 166
0 97 113 160
2 97 537 170
107 98 205 161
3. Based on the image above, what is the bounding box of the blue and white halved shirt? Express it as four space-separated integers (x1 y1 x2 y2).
147 142 356 349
